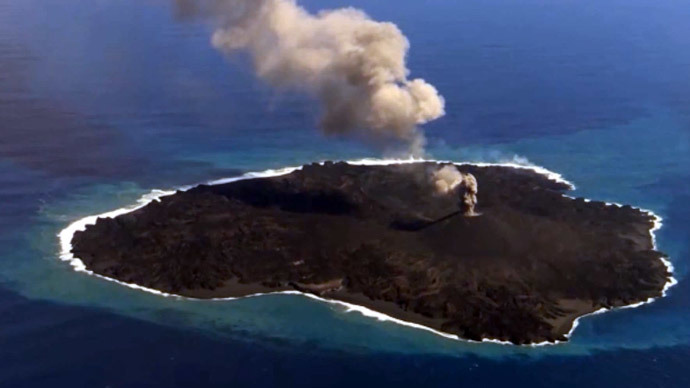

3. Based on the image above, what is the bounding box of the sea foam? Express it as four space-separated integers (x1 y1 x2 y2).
57 158 676 347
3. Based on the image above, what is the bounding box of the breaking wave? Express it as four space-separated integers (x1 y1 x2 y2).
57 158 676 346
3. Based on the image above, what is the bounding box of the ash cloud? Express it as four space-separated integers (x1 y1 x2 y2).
174 0 445 155
431 165 478 216
432 165 464 194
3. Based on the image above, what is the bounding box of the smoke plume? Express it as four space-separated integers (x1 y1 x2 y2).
431 165 478 216
432 165 463 194
175 0 445 154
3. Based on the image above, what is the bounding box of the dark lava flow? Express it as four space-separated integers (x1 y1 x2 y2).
71 162 670 344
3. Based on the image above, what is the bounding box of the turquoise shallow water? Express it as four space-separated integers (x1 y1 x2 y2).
7 107 688 358
1 0 689 385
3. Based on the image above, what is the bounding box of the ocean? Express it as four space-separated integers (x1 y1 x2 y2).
1 0 689 386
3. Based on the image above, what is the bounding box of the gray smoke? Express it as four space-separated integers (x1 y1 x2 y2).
431 165 478 216
432 165 462 194
460 173 478 216
175 0 445 155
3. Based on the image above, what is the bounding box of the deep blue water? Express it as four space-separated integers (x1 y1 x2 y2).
1 0 689 386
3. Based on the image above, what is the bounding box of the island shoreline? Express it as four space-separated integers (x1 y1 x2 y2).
57 158 677 347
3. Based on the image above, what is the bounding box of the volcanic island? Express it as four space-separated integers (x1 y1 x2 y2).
69 162 671 344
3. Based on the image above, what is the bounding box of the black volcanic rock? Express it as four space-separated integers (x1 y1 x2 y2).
70 162 671 344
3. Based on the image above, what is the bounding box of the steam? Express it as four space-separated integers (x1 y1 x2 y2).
432 165 478 216
175 0 445 155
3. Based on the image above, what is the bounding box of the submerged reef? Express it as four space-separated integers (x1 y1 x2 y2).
70 162 671 344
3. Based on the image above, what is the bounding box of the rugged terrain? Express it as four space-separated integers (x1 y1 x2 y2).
71 162 670 344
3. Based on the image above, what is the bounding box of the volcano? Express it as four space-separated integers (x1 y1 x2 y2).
69 161 671 344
